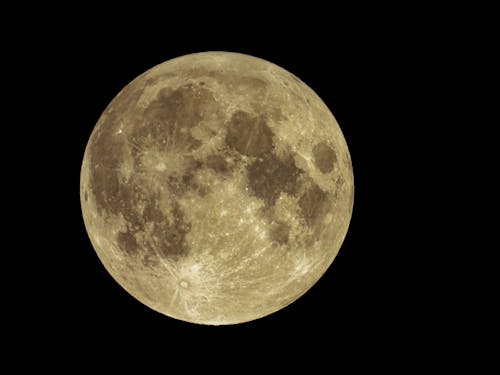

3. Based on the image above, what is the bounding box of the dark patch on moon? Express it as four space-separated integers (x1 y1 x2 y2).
142 254 159 269
166 175 187 196
298 182 329 226
91 161 193 260
143 199 164 223
141 84 216 153
269 221 290 245
151 202 191 259
87 83 222 260
204 154 231 175
181 174 210 197
225 111 274 157
247 153 302 205
120 183 147 229
313 142 336 174
180 161 211 197
116 230 139 254
116 195 192 260
90 169 121 216
156 158 205 196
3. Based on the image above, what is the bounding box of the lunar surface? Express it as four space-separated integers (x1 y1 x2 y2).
80 52 354 325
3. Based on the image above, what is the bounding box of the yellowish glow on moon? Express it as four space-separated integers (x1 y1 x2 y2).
80 52 354 325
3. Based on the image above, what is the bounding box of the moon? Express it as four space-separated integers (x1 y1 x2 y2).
80 52 354 325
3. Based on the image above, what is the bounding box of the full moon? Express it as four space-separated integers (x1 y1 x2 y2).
80 52 354 325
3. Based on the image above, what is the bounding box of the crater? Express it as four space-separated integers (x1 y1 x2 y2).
313 142 337 174
226 111 274 157
247 153 302 205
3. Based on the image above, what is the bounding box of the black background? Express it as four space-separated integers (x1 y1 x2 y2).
12 8 451 367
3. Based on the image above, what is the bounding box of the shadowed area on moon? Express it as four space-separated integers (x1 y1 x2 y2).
88 83 327 260
81 52 354 325
226 111 274 157
247 153 302 205
313 142 337 174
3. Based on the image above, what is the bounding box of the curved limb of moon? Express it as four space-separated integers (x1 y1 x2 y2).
81 52 354 325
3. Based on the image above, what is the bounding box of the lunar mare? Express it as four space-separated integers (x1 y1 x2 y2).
80 52 354 325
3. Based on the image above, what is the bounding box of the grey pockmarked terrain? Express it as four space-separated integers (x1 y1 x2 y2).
80 52 354 325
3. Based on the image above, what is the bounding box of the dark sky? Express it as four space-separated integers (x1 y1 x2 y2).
13 12 449 366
